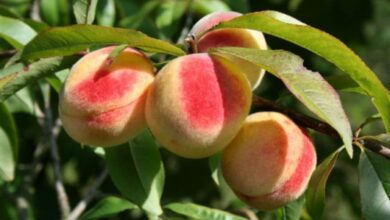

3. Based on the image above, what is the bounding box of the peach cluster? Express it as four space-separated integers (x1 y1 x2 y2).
59 11 316 211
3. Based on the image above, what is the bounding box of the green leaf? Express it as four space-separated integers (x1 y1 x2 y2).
0 5 21 18
325 74 366 95
306 147 342 219
165 202 246 220
208 154 238 208
96 0 116 27
0 127 15 181
212 48 353 157
155 0 187 39
73 0 98 24
0 103 18 160
5 87 36 114
0 15 36 48
105 130 165 216
40 0 60 25
0 57 77 102
81 196 138 220
281 196 305 220
218 10 390 132
21 25 185 60
360 134 390 148
192 0 230 15
119 0 160 29
359 150 390 220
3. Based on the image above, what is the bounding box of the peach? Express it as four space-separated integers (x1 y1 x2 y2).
59 46 155 147
145 53 252 159
188 11 267 90
221 112 317 210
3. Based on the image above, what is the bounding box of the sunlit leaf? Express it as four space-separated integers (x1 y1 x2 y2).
0 103 18 160
81 196 138 220
0 127 15 181
0 15 36 48
96 0 116 26
73 0 98 24
21 25 185 60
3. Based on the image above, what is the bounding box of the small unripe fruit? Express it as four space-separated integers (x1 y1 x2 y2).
221 112 317 210
145 53 252 159
59 46 155 147
189 11 267 90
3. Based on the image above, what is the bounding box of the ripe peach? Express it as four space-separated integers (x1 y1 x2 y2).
145 53 252 159
59 46 155 147
189 11 267 90
221 112 317 210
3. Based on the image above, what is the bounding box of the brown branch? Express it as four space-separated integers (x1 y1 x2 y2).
67 169 109 220
252 95 340 137
0 50 17 58
252 95 390 159
44 106 71 219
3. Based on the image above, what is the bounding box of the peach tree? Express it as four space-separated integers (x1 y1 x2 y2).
0 0 389 220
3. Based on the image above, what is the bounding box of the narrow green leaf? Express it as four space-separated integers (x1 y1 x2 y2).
213 48 353 157
359 151 390 220
81 196 138 220
192 0 230 15
306 147 342 219
21 25 185 60
0 15 36 48
0 5 21 18
105 130 165 216
0 103 18 160
119 1 160 29
40 0 60 25
96 0 116 27
73 0 98 24
281 196 305 220
218 10 390 132
155 0 187 39
0 57 77 102
45 75 63 94
0 128 15 181
360 134 390 148
165 202 246 220
208 154 238 208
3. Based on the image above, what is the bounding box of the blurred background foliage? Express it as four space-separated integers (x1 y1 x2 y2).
0 0 389 219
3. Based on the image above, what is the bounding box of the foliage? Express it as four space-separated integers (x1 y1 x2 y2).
0 0 389 220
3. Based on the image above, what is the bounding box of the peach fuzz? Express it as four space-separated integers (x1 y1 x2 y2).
221 112 317 210
189 11 267 90
145 53 252 159
59 46 155 147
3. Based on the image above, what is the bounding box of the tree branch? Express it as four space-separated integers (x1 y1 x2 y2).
67 169 109 220
44 106 71 219
252 95 390 159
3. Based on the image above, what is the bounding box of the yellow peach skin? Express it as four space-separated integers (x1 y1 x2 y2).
221 112 317 210
145 53 252 159
59 46 155 147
